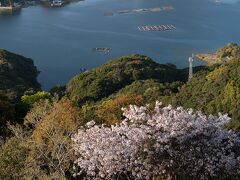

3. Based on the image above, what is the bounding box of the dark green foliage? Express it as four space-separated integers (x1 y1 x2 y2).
67 54 188 105
0 93 15 136
0 49 40 101
115 79 183 103
0 50 41 137
21 91 52 108
50 84 66 99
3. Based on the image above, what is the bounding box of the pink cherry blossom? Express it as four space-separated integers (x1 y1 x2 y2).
72 101 240 179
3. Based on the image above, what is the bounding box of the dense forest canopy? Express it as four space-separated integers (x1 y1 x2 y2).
66 54 189 105
0 49 40 101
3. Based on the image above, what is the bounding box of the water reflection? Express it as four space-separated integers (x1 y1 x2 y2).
0 9 21 16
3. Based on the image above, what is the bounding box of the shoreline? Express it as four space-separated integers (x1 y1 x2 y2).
0 6 21 12
196 53 233 65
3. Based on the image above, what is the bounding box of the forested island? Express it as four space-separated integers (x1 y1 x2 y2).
0 44 240 179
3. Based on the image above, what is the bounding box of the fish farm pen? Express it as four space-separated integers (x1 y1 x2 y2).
92 48 112 52
138 24 176 32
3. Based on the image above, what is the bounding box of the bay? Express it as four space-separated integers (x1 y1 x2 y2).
0 0 240 89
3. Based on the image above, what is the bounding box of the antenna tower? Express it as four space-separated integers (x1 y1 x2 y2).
188 54 194 80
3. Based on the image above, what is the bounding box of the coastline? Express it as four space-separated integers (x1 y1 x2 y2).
195 53 221 65
196 53 234 65
0 6 21 12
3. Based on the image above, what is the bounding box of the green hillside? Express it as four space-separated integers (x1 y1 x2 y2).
0 49 40 101
0 50 40 135
67 54 188 105
170 57 240 129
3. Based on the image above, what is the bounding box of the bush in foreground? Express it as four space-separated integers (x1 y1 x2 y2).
72 102 240 179
21 91 52 108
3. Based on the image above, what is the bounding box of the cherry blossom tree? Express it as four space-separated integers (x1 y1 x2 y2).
72 102 240 179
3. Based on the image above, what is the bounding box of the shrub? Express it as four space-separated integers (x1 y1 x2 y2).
96 95 144 125
21 91 52 107
24 99 53 129
0 137 29 179
26 99 82 178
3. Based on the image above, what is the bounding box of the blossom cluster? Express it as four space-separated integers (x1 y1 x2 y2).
72 102 240 179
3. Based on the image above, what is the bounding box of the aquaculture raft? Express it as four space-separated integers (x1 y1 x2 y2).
92 48 112 52
116 6 174 15
138 24 176 32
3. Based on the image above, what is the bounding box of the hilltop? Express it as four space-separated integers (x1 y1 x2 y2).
67 54 189 105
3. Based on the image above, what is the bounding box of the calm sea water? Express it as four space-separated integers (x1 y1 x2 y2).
0 0 240 89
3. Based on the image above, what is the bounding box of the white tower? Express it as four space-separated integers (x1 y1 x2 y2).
188 54 194 80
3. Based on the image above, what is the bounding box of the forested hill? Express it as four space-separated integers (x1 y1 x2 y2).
65 45 240 128
0 50 40 135
0 49 40 101
170 56 240 129
67 54 194 104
